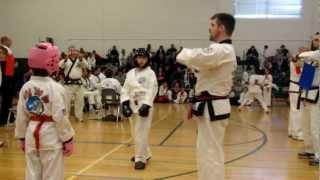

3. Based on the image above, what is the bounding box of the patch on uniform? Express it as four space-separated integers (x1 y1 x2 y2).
26 96 44 115
138 77 146 85
24 87 50 115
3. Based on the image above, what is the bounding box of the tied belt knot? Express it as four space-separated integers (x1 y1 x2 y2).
190 91 229 103
30 115 54 151
188 91 230 121
65 79 82 85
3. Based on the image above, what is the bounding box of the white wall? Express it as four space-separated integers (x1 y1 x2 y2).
1 0 319 57
0 1 8 38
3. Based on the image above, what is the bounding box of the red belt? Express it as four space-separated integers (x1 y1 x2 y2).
30 115 54 151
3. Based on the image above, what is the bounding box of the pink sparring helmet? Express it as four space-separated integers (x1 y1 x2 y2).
28 42 60 75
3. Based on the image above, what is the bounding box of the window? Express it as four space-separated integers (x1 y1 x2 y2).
234 0 303 19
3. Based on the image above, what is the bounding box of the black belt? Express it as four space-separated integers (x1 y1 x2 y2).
190 91 230 121
297 86 320 109
65 79 82 85
288 80 300 94
190 91 229 103
290 80 299 85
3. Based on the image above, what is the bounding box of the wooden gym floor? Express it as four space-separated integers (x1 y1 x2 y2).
0 103 319 180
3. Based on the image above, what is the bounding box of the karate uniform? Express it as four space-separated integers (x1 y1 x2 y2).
121 66 158 163
298 51 320 161
82 74 102 110
239 81 269 112
59 59 88 121
288 62 303 140
15 76 75 180
177 40 236 180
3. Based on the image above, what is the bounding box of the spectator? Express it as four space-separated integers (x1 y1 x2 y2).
246 45 259 71
119 49 126 67
110 45 119 66
155 81 172 103
311 34 320 51
166 44 177 55
261 45 270 70
0 36 15 126
87 52 96 71
171 81 188 103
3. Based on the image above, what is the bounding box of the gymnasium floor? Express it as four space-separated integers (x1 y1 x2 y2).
0 103 319 180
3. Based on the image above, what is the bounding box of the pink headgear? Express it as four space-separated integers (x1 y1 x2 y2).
28 42 60 75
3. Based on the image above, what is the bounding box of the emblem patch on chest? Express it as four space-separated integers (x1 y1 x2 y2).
138 77 146 85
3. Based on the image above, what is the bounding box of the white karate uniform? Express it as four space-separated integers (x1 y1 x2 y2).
177 41 236 180
59 59 88 121
239 82 269 112
262 74 273 106
15 76 75 180
121 66 158 163
288 62 303 139
298 51 320 159
82 75 102 109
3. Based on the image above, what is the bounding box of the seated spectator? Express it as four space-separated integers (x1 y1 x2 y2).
94 67 106 81
82 70 102 111
155 81 172 103
171 81 188 104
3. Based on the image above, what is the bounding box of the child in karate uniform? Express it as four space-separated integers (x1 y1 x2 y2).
120 48 158 170
15 43 75 180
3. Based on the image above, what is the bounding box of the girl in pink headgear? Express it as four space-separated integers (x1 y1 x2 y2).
15 42 75 180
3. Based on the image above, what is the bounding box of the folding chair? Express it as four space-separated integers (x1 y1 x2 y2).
101 88 121 122
6 106 17 127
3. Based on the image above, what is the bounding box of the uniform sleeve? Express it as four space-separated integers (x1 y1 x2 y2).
176 44 234 70
120 73 130 103
142 71 158 106
52 86 75 142
299 50 320 63
15 88 29 139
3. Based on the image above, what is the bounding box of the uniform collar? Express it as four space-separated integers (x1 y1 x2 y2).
30 76 51 81
219 39 232 44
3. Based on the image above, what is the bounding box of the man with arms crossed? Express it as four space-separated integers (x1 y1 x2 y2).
177 13 236 180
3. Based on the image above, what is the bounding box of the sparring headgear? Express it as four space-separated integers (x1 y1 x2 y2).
28 42 60 75
134 48 150 68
